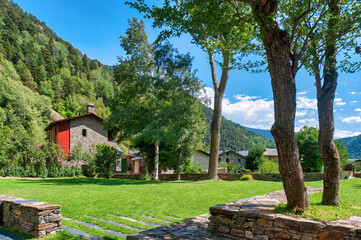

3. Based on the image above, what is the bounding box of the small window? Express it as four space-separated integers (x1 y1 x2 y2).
226 158 230 163
108 130 113 141
82 129 87 137
238 159 241 163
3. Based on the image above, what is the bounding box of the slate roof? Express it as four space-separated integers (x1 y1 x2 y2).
45 113 103 131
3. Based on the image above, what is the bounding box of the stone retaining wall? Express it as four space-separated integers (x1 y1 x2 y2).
113 173 328 181
0 195 61 238
208 195 361 240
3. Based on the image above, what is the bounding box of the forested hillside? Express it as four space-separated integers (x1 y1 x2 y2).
202 105 275 151
0 0 276 158
0 0 114 118
341 135 361 159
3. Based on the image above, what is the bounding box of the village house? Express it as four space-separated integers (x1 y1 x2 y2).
238 148 279 163
218 150 247 168
45 103 118 156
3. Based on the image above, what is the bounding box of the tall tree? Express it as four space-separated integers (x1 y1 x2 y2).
107 19 206 180
298 0 361 205
128 0 254 180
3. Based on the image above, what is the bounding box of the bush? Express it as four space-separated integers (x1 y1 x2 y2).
245 148 264 171
258 157 279 174
240 174 253 181
140 172 152 180
181 161 203 174
95 143 119 178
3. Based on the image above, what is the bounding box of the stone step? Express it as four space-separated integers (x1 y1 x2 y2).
110 214 161 227
0 230 23 240
142 216 173 224
102 229 127 238
167 216 181 220
62 226 105 240
85 215 145 231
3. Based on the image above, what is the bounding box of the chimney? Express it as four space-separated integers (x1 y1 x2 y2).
87 103 95 114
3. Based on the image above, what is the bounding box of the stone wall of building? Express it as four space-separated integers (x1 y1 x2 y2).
219 152 246 169
70 116 116 152
0 195 61 238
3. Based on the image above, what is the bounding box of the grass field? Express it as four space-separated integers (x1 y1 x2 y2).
0 177 284 239
1 177 360 239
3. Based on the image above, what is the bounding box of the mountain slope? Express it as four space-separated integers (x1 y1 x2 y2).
341 134 361 159
244 126 274 140
0 0 114 118
202 105 275 151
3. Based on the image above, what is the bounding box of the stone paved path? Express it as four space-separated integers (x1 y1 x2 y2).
126 188 323 240
0 230 23 240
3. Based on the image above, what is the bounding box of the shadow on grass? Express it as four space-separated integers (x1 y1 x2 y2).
16 177 204 187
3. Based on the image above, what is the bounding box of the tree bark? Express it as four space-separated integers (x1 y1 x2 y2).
208 50 229 180
253 0 309 212
176 148 182 180
317 0 342 206
154 139 159 180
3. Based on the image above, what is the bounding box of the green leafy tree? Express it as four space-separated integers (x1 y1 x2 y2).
245 148 264 171
296 126 323 173
107 19 206 180
128 0 255 180
334 139 350 167
258 157 279 174
95 144 118 178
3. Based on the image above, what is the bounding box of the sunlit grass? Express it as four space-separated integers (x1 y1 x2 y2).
0 177 283 239
275 178 361 221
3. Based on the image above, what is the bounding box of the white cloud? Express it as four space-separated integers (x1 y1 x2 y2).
202 87 274 129
355 108 361 112
297 93 317 110
298 118 317 124
349 101 357 105
334 129 361 139
335 98 346 106
349 91 357 95
342 116 361 123
296 111 307 117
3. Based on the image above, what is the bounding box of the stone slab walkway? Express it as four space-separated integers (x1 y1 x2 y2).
0 230 23 240
126 188 323 240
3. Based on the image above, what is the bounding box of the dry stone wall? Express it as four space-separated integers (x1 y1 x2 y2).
208 189 361 240
0 195 61 238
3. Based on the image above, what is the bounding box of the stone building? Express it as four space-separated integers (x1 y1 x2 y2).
192 150 211 171
45 103 117 156
219 150 247 168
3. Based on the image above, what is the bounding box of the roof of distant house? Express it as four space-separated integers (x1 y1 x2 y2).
196 149 210 156
263 148 278 157
45 113 103 131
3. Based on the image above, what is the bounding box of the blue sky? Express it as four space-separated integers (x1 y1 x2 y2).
13 0 361 138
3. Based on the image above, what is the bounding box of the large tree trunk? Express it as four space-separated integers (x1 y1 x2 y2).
317 0 342 206
207 50 229 180
254 0 309 212
154 139 159 180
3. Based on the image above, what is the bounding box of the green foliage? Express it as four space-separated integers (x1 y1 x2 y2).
181 161 203 174
140 172 152 180
334 139 350 166
226 162 251 174
95 143 118 178
341 134 361 159
240 174 253 181
258 157 279 174
245 148 264 171
296 126 323 173
108 19 206 175
0 0 114 119
296 126 351 172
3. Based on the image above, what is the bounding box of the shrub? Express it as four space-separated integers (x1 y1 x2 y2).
240 174 253 181
140 172 152 180
181 161 203 174
245 148 264 171
95 143 119 178
239 168 251 174
258 157 279 174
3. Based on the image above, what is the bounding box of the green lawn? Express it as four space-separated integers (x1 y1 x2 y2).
0 177 283 239
1 177 360 239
